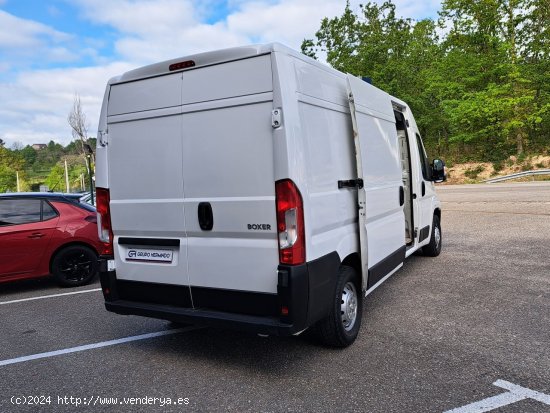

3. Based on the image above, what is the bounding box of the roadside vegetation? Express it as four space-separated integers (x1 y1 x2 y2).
302 0 550 166
446 155 550 183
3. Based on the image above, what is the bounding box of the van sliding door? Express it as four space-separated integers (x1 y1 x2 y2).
346 75 406 292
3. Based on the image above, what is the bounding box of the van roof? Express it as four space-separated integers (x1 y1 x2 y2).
111 42 308 84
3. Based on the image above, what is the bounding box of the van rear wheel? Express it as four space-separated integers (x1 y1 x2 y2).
314 265 362 348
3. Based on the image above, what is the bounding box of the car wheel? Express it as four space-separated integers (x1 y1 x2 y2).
52 245 98 287
422 215 442 257
314 265 363 348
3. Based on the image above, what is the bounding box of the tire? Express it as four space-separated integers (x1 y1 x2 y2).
422 215 442 257
51 245 98 287
314 265 363 348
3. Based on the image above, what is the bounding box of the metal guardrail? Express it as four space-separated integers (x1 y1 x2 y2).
483 169 550 183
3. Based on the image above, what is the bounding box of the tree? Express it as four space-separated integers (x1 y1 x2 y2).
45 163 65 192
68 94 89 155
438 0 538 156
0 146 27 192
303 0 550 161
20 145 37 167
302 1 445 153
67 94 95 201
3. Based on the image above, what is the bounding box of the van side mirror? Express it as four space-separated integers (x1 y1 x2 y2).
431 159 446 183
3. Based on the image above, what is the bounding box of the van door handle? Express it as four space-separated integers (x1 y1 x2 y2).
198 202 213 231
421 181 426 197
399 186 404 206
338 179 364 189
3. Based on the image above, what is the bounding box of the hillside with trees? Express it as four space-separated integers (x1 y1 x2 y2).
0 138 96 193
302 0 549 165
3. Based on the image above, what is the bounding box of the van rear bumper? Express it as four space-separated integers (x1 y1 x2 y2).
105 299 295 336
98 252 340 336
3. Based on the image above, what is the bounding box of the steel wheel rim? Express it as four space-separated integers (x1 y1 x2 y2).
435 226 441 249
59 251 92 282
341 281 358 331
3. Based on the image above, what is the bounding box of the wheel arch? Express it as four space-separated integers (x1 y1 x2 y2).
434 207 441 223
341 252 362 288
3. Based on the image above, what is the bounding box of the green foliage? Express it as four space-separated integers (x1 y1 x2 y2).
45 164 65 192
492 160 504 173
464 165 485 179
302 0 550 162
0 165 17 192
520 162 532 171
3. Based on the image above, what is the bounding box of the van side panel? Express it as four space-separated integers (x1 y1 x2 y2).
292 59 358 263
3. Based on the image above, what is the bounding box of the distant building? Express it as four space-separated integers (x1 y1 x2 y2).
32 144 47 150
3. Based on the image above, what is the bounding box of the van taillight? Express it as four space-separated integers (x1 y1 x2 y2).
96 187 113 255
275 179 305 265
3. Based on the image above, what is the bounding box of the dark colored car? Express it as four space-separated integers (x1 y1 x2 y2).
0 193 109 286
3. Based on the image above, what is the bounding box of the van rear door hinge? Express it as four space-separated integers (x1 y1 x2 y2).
98 130 109 147
272 108 282 128
338 179 364 189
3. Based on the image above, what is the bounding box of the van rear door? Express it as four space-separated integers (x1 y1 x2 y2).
107 72 190 288
180 56 280 310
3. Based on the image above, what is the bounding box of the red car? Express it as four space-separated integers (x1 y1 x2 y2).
0 193 109 286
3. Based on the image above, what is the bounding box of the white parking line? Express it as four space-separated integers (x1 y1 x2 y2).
444 392 525 413
444 380 550 413
0 288 101 305
494 380 550 405
0 327 194 367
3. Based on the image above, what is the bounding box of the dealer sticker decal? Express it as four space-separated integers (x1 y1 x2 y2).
126 248 173 263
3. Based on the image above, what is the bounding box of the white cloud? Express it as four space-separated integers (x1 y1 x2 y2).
74 0 250 63
73 0 350 62
72 0 438 65
227 0 344 46
0 62 133 146
0 10 69 49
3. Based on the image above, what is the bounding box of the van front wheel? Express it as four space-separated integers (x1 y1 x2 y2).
315 265 362 348
423 215 442 257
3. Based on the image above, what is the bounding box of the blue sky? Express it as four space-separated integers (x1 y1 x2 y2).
0 0 441 147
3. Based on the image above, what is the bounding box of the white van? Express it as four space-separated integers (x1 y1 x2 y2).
95 43 446 347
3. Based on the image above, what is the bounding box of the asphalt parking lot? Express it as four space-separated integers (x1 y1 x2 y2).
1 182 549 412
